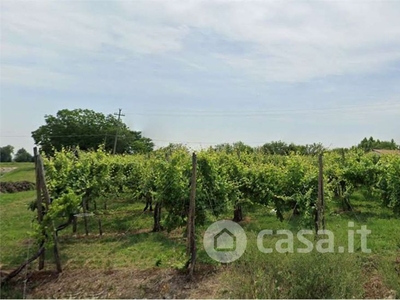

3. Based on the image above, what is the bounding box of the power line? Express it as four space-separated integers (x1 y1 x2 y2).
113 108 125 155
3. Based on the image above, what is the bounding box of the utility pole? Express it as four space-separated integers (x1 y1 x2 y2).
113 108 125 154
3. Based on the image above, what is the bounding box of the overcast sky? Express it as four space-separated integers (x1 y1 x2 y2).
1 0 400 152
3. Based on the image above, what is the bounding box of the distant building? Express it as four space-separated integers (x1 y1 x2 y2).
372 149 400 155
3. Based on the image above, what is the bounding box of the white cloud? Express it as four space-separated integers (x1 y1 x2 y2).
1 65 75 89
1 0 400 84
121 0 400 81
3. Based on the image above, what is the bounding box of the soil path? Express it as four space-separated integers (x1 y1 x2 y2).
10 266 226 299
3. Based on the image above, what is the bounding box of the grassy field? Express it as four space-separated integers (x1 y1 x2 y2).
225 195 400 298
0 162 35 182
0 163 399 298
0 191 37 268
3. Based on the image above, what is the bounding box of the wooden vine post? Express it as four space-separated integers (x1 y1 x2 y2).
319 153 325 230
316 153 325 233
34 147 45 270
36 151 62 273
187 152 197 279
82 197 90 236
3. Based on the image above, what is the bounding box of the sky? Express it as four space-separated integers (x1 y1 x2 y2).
1 0 400 153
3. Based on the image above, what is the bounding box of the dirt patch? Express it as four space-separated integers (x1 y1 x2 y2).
0 181 35 193
364 272 396 299
362 255 397 299
7 266 225 299
0 167 17 176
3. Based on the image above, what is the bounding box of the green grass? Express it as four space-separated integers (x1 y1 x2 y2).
222 245 366 298
0 162 35 182
0 163 37 272
0 191 36 268
219 193 400 298
57 201 188 270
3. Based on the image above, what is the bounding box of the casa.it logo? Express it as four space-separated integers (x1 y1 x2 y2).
203 220 247 263
204 221 372 263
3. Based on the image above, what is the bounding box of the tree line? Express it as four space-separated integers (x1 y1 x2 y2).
210 137 399 156
0 108 398 162
0 146 34 162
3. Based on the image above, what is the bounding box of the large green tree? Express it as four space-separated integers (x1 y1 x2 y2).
260 141 325 155
356 137 399 152
32 109 154 155
13 148 34 162
0 145 14 162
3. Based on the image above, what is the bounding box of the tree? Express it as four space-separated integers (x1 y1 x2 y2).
13 148 34 162
212 142 253 156
32 109 154 155
356 137 399 152
261 141 290 155
304 143 326 155
213 143 235 153
0 145 14 162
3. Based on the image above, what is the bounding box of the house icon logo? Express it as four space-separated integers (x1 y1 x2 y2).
214 228 236 252
204 220 247 263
